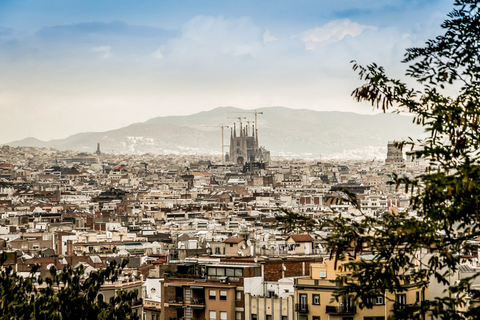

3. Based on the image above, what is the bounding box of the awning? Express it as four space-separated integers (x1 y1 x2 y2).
167 284 183 288
169 305 183 309
190 286 204 289
191 306 205 310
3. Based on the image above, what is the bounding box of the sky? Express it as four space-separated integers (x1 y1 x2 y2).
0 0 454 143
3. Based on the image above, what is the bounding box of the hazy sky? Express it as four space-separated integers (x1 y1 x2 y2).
0 0 453 143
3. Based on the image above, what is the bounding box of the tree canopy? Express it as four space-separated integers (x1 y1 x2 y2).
275 207 317 234
0 253 140 320
325 1 480 319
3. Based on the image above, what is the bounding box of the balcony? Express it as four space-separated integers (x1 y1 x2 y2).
325 305 357 315
168 297 184 305
393 303 420 314
295 303 309 313
190 298 205 305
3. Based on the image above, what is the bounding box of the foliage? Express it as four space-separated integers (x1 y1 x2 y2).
325 1 480 319
0 252 140 320
275 207 316 234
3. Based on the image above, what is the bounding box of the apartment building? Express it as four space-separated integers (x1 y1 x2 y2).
294 257 428 320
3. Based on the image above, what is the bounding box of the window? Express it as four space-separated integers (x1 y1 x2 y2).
416 291 420 302
220 311 227 320
209 290 216 300
209 310 216 320
220 290 227 300
395 294 406 308
313 294 320 305
319 270 327 278
235 312 242 320
267 290 275 298
313 317 320 320
299 294 307 306
375 295 384 305
252 315 257 320
230 243 233 247
236 291 242 301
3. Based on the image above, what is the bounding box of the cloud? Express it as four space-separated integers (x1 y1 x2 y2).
173 15 263 58
91 46 112 59
0 12 434 143
301 19 377 50
263 28 278 43
151 47 164 59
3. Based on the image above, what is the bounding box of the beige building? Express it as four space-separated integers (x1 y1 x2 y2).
295 257 428 320
244 293 294 320
285 234 314 255
98 279 144 317
224 237 251 257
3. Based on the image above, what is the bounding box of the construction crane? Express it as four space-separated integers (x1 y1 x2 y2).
228 110 263 134
226 116 246 130
204 125 229 163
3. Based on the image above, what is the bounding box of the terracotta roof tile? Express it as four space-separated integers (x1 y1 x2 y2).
288 234 314 242
224 237 245 244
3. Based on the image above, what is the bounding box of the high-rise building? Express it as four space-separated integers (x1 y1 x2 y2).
385 141 404 165
95 143 101 155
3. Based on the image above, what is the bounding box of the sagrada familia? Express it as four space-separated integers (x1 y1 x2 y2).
226 122 270 165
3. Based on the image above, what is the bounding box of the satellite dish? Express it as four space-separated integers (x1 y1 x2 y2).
241 244 246 250
283 265 287 271
247 239 252 246
237 249 243 255
206 242 210 248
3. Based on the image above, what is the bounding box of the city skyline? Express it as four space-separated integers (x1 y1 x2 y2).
0 0 452 143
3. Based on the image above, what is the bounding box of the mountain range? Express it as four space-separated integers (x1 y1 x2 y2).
4 107 425 158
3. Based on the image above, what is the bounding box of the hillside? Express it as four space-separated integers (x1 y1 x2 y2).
5 107 424 157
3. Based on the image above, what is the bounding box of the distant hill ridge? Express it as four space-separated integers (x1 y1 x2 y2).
5 106 424 157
